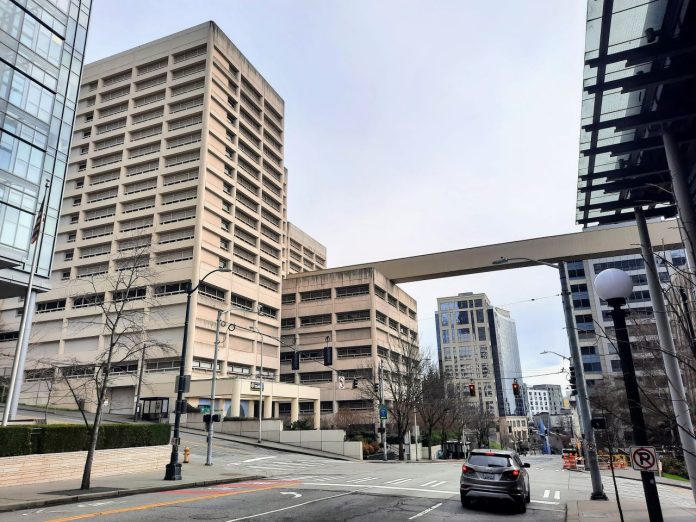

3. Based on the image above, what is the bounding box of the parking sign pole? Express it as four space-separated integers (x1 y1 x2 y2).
380 360 386 461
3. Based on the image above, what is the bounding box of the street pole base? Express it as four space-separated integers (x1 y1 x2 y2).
205 462 213 466
164 463 182 480
590 492 608 501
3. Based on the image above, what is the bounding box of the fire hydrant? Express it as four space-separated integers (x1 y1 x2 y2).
183 447 190 464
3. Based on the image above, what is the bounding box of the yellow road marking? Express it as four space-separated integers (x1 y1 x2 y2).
46 482 297 522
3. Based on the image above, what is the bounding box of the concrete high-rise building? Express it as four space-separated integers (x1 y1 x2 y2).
0 0 92 408
523 384 563 418
280 268 418 420
283 222 326 276
435 292 524 419
566 248 688 389
0 22 325 415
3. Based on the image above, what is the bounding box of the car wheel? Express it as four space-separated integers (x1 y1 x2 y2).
461 497 472 509
525 487 531 504
516 498 527 514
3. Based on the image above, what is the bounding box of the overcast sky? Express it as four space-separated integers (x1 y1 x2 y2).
85 0 588 389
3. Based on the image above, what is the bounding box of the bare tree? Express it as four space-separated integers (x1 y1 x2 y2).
361 334 423 460
417 360 449 459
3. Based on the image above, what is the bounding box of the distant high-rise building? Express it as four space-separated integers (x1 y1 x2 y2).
523 384 563 418
0 0 92 409
435 292 525 419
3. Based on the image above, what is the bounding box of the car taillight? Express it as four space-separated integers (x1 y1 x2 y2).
462 464 475 474
502 469 520 480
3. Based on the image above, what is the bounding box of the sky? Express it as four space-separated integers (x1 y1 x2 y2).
85 0 589 389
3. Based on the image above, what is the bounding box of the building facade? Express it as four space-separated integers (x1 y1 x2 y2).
283 222 326 276
435 292 524 419
566 248 688 389
0 22 323 415
279 267 418 421
524 384 563 417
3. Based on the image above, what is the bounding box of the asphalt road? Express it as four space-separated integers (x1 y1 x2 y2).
5 431 694 521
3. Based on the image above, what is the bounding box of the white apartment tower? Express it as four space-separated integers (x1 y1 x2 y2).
0 23 314 408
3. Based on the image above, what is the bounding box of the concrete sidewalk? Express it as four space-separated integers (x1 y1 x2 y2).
599 468 692 489
567 498 696 521
0 462 259 514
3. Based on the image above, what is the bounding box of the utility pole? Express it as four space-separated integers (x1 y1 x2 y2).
380 359 386 461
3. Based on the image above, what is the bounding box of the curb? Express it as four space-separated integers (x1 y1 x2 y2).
603 473 692 490
0 474 261 514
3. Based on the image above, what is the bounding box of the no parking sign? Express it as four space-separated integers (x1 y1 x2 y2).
629 446 658 472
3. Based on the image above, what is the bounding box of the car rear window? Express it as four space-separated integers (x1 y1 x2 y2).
468 454 511 467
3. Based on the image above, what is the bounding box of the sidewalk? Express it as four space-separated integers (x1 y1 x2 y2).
0 462 259 514
567 498 696 521
599 468 692 489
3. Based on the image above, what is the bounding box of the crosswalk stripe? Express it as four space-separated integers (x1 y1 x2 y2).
430 481 447 488
420 481 437 487
347 477 377 483
543 489 550 498
385 478 411 485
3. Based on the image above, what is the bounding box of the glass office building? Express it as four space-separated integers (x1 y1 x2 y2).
0 0 91 298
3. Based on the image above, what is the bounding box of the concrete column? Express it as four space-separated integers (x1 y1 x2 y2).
274 402 279 417
636 207 696 502
313 399 320 429
247 399 255 418
290 397 299 422
663 131 696 269
263 395 272 419
231 380 241 417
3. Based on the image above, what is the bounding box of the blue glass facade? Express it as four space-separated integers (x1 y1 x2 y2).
489 307 526 417
0 0 91 292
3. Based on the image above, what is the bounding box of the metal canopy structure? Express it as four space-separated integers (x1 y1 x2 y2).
577 0 696 226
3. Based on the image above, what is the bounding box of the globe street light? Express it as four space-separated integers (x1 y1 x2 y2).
492 256 607 500
594 268 663 522
164 267 231 481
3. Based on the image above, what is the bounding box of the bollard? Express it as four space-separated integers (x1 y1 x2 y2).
183 446 190 464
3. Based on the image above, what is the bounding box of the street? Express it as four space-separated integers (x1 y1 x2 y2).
5 432 693 521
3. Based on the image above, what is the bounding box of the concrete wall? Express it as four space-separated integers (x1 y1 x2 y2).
0 445 169 487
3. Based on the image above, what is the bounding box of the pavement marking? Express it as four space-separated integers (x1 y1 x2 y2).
554 490 561 500
430 481 447 488
420 480 438 487
531 499 560 506
543 489 550 498
225 489 358 521
346 477 378 483
384 478 412 485
242 456 277 463
408 502 443 520
44 481 298 522
304 482 458 495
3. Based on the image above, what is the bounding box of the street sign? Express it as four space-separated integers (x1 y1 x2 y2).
199 405 211 414
337 376 345 389
250 381 264 391
630 446 658 471
379 404 388 420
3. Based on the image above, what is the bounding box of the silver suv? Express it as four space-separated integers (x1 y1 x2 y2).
460 449 530 513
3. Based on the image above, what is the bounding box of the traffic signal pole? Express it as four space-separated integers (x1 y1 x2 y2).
380 360 386 461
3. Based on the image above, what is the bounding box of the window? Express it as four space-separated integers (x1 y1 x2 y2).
61 270 70 280
231 294 253 311
114 287 146 302
73 293 104 309
337 346 372 359
67 233 76 243
155 282 188 296
336 284 369 298
219 238 230 251
300 289 331 302
567 261 586 279
300 314 332 327
36 299 66 313
376 311 387 325
64 251 73 261
281 318 295 329
281 293 296 304
258 304 278 318
336 310 370 323
300 371 332 384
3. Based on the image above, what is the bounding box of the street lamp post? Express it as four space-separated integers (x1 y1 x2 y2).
492 256 607 500
164 267 231 481
594 269 663 522
250 325 264 443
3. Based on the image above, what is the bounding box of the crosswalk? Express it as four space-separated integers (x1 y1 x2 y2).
225 456 346 475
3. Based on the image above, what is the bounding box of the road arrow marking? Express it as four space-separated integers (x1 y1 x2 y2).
280 492 302 499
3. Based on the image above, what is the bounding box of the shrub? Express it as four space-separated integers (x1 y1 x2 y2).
39 424 92 453
0 426 33 457
662 456 687 478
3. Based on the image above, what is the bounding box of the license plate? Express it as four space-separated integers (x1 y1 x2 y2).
482 473 495 480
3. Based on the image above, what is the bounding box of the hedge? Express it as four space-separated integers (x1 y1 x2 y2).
0 423 171 456
0 426 33 457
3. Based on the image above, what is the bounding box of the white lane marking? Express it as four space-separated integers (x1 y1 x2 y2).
242 456 277 463
280 491 302 499
554 490 561 500
430 481 447 488
420 480 438 487
304 482 458 495
531 499 560 505
408 502 443 520
225 489 357 522
346 477 378 483
385 478 411 485
543 489 550 498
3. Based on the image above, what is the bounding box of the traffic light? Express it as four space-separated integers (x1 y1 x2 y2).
291 351 300 371
374 383 380 394
569 366 578 396
323 346 333 366
468 383 476 397
512 380 520 397
352 378 359 389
